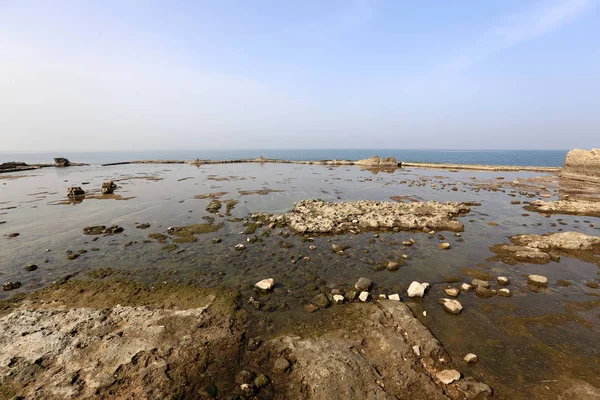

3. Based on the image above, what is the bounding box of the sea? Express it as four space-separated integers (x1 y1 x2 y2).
0 149 567 167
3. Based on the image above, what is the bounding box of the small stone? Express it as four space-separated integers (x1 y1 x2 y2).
407 281 426 298
24 264 38 271
587 281 599 289
333 294 345 304
378 294 387 300
274 357 291 373
549 253 561 262
386 261 400 271
444 287 459 297
497 288 512 297
67 253 79 260
311 293 330 308
240 384 254 394
235 244 246 251
440 298 462 315
235 370 255 385
464 353 478 364
304 304 319 313
355 277 372 291
7 233 19 238
471 279 490 288
255 278 274 292
345 290 358 301
3 281 22 291
527 274 548 288
412 345 421 357
388 294 400 301
497 276 510 285
309 245 316 251
254 374 270 389
247 337 262 351
212 238 221 243
436 369 461 385
460 283 472 291
359 291 370 302
438 243 451 250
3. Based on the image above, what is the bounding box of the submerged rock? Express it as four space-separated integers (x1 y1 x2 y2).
266 199 471 234
206 199 222 213
3 281 21 291
311 293 330 308
355 277 372 291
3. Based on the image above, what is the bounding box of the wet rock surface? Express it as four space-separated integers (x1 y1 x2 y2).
526 199 600 217
266 199 471 234
561 148 600 183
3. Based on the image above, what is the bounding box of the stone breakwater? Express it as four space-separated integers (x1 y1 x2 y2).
561 148 600 183
264 199 471 234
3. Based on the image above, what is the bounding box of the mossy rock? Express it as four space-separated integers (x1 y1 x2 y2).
172 236 197 244
162 244 177 252
168 223 224 237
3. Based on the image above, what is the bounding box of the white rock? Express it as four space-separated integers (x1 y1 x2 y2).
436 369 461 385
379 294 387 300
412 345 421 357
497 288 512 297
497 276 510 285
444 287 460 297
333 294 345 304
423 311 427 317
388 294 400 301
407 281 426 298
235 244 246 251
460 283 472 291
255 278 274 291
527 274 548 288
422 282 430 290
440 298 463 315
359 291 370 302
464 353 478 364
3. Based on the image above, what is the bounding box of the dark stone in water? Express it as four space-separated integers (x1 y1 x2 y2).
24 264 38 271
3 281 22 291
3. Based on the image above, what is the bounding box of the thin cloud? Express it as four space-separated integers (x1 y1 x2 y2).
447 0 591 70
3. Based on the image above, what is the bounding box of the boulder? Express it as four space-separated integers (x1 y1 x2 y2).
407 281 427 298
561 148 600 183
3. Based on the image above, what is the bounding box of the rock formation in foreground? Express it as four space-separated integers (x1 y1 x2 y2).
561 148 600 183
265 199 470 233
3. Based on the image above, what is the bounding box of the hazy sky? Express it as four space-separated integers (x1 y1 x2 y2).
1 0 599 151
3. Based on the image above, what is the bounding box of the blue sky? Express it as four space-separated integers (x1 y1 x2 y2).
1 0 598 151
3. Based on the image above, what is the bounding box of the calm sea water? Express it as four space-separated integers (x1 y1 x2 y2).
0 149 567 167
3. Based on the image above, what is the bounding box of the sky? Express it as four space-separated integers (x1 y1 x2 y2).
1 0 599 151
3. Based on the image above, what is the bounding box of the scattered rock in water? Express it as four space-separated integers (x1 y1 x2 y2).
136 223 151 229
235 244 246 251
345 291 357 301
464 353 478 364
24 264 38 271
67 253 79 260
497 276 510 285
83 225 124 235
438 242 451 250
436 369 461 385
168 223 223 236
359 291 370 302
586 281 599 289
526 199 600 217
266 199 471 234
148 233 168 242
355 277 372 291
255 278 274 292
497 288 512 297
440 298 463 315
460 283 472 292
101 181 117 195
474 286 494 298
471 279 490 288
67 187 85 197
407 281 428 298
162 244 177 252
556 279 571 287
311 293 330 308
388 294 401 301
2 281 21 291
7 233 20 238
212 238 221 243
386 261 400 271
527 274 548 289
206 199 222 213
54 157 70 167
444 287 459 297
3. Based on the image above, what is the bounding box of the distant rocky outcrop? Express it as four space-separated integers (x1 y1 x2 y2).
0 162 39 173
561 149 600 183
67 187 85 197
355 156 400 167
54 158 71 167
101 181 117 194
